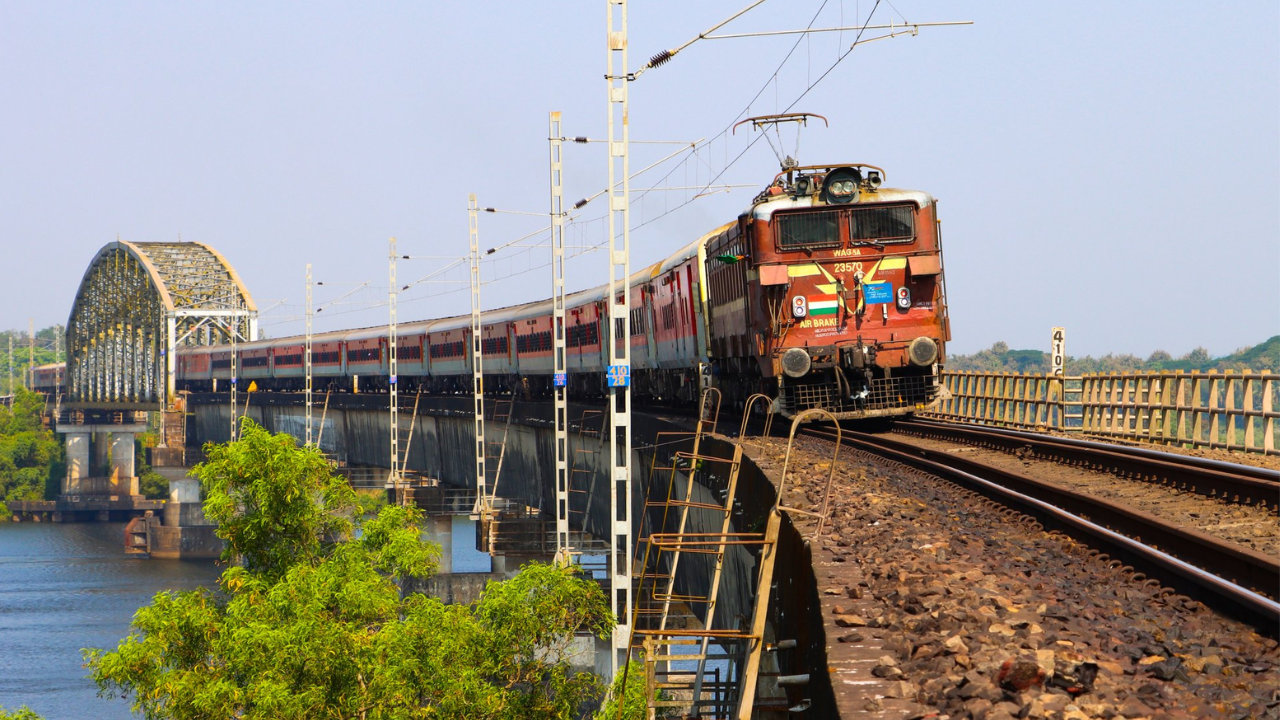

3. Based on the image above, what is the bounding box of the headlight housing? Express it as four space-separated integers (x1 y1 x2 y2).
781 348 812 378
908 337 938 367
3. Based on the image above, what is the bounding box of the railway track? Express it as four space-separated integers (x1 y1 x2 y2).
797 423 1280 635
896 418 1280 509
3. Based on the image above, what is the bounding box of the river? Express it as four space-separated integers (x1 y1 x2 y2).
0 517 490 719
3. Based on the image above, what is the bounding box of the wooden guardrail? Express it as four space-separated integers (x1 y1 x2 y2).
1079 370 1277 456
928 372 1077 431
925 369 1278 456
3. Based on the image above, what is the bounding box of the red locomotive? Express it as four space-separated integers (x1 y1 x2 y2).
709 161 950 418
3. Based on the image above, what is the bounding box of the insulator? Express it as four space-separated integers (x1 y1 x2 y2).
573 136 589 144
648 49 673 68
572 199 588 210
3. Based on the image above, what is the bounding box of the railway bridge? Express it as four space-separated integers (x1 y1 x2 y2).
17 240 256 521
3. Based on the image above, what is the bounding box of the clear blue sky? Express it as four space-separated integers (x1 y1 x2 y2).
2 1 1276 358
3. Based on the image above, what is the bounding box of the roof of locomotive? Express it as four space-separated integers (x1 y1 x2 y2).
748 187 935 221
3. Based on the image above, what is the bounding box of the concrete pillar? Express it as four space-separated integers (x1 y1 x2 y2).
93 431 111 476
110 432 139 495
63 431 90 496
427 515 453 574
163 478 206 527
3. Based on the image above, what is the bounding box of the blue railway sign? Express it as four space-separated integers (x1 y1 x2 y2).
863 282 893 305
606 365 630 388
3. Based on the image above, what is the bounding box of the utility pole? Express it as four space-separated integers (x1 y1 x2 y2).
605 0 634 674
305 263 314 446
549 112 573 564
7 333 12 395
230 314 238 441
27 319 34 389
389 238 399 486
469 194 487 513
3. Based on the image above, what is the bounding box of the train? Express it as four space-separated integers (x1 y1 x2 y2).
39 162 951 421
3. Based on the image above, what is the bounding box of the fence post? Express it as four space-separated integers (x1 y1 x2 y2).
1244 375 1257 451
1265 376 1275 455
1208 374 1222 449
1193 374 1206 446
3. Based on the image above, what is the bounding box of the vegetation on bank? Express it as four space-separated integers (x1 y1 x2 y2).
0 389 62 517
947 336 1279 375
79 418 634 720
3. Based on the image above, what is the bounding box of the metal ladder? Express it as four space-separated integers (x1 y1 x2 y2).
483 397 515 504
561 409 605 559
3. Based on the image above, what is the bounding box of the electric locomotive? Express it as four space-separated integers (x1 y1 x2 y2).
707 162 950 419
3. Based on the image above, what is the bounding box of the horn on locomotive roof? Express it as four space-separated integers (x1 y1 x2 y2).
733 113 828 172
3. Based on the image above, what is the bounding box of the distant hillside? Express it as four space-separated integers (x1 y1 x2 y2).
947 336 1279 375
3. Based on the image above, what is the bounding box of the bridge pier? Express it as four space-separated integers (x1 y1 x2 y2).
63 430 90 495
425 515 453 575
9 419 163 522
110 432 137 493
59 423 146 498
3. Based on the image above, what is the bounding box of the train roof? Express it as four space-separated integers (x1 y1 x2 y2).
175 223 729 352
749 187 935 221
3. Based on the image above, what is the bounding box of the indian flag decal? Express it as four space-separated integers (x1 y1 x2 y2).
808 294 840 316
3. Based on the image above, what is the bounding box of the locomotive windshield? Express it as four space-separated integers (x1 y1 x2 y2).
850 204 915 243
775 203 917 250
775 211 840 249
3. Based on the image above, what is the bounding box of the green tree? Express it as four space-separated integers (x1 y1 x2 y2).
0 706 43 720
0 388 62 516
597 662 651 720
85 418 616 720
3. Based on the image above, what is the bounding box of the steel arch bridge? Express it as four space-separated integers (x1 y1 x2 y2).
66 241 257 410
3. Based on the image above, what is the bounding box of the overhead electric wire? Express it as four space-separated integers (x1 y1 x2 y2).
630 0 884 234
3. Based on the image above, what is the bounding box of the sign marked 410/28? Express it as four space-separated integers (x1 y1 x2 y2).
607 365 630 388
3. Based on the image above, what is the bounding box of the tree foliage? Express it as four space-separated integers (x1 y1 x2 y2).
85 418 616 720
0 388 62 516
947 336 1279 375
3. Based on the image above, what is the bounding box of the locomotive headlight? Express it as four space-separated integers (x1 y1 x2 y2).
781 348 812 378
821 167 862 204
908 337 938 367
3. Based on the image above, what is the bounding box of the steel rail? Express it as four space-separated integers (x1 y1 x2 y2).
800 426 1280 635
899 419 1280 510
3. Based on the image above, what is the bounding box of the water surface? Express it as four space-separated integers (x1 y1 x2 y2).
0 522 222 719
0 517 488 719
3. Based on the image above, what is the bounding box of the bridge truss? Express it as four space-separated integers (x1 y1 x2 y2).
66 241 257 410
